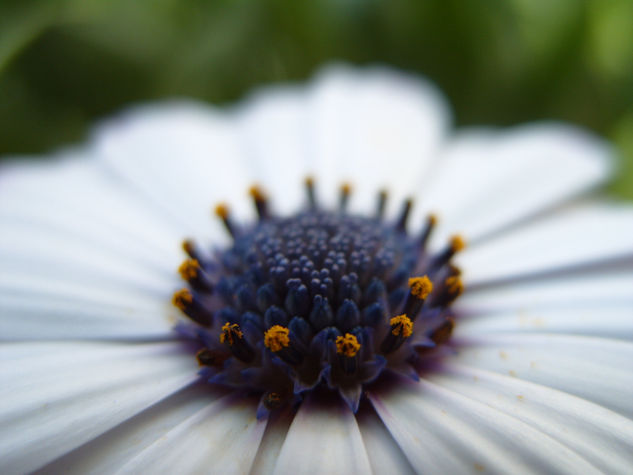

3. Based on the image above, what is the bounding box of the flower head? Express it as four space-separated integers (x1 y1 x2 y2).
176 180 460 415
1 65 633 474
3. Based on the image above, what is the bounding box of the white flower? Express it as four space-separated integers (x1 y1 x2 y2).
1 65 633 474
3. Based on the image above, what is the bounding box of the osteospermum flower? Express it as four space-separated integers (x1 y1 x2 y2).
1 66 633 474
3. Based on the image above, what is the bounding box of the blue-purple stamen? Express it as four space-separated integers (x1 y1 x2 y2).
172 289 213 327
395 198 413 232
249 186 270 220
339 183 352 212
376 189 388 220
305 176 317 209
214 204 237 238
174 178 464 417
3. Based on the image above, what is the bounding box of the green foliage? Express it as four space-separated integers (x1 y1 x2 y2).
1 0 631 199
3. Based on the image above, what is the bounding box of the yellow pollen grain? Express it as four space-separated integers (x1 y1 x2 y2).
408 276 433 299
220 322 243 346
214 203 229 219
172 289 192 310
336 333 361 357
390 314 413 338
450 235 467 252
178 259 200 280
264 325 290 352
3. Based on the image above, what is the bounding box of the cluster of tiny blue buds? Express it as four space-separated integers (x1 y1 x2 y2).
173 180 464 418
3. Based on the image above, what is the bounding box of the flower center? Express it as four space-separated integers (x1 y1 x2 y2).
173 180 464 417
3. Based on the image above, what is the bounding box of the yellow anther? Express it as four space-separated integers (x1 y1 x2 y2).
249 185 266 201
178 259 200 280
263 391 284 410
450 235 467 252
428 213 438 226
220 322 243 346
431 317 455 345
172 289 192 310
408 276 433 300
266 392 281 404
336 333 361 357
196 348 228 367
449 264 462 277
182 239 195 256
264 325 290 352
304 176 314 187
268 392 281 402
390 314 413 338
341 182 352 194
214 203 229 219
446 276 464 295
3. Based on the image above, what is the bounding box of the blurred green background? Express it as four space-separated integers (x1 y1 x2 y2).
1 0 632 199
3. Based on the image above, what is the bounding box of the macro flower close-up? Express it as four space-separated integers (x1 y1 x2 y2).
1 65 633 474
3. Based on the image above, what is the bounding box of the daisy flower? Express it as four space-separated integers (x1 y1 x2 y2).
1 65 633 474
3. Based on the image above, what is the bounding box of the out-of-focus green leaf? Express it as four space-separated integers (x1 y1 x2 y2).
0 3 56 72
609 111 633 200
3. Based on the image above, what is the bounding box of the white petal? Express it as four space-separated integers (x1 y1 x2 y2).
415 124 612 247
428 364 633 473
0 212 177 281
458 270 633 313
451 334 633 418
37 383 224 473
273 394 372 474
235 85 311 214
457 203 633 286
306 65 450 215
0 154 184 340
0 222 173 289
456 306 633 339
0 341 197 474
93 102 255 243
0 242 171 300
370 387 464 473
455 271 633 338
0 154 182 264
370 379 601 473
115 395 265 474
357 408 416 475
0 274 176 340
249 408 294 475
